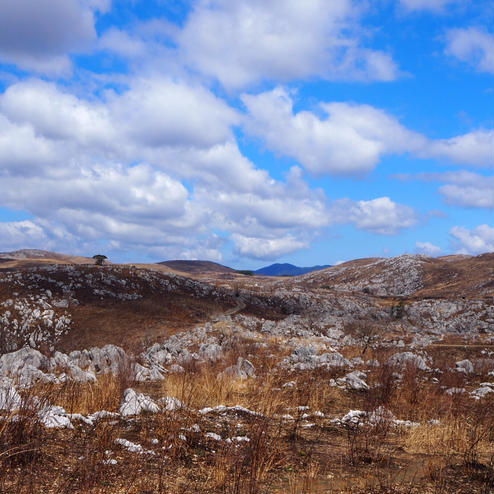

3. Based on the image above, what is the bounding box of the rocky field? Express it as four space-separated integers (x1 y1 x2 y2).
0 252 493 493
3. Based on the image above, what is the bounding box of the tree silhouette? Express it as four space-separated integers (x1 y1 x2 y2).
92 254 107 266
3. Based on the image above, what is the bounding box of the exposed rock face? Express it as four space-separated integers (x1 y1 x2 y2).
282 346 351 371
199 343 223 362
0 347 49 375
222 357 256 379
456 359 474 374
471 383 494 399
0 377 22 410
120 388 160 417
1 254 492 359
406 300 493 334
336 371 369 391
387 352 430 371
134 363 165 382
301 255 428 296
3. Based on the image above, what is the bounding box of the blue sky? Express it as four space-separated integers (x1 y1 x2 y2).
0 0 492 269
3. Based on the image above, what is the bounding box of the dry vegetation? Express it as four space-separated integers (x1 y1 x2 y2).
1 338 492 494
0 252 492 493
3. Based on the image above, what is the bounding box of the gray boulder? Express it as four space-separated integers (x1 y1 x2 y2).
337 370 369 391
69 365 97 383
199 343 223 362
134 363 165 382
222 357 256 380
120 388 160 417
0 377 22 410
388 352 430 371
455 359 474 374
0 347 49 376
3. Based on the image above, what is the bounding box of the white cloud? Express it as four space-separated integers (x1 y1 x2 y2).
331 197 418 235
232 233 308 260
0 0 101 75
0 163 195 233
0 220 50 251
445 27 494 74
1 80 114 147
98 29 148 58
437 171 493 208
242 88 493 175
0 77 423 262
450 224 494 254
415 241 442 256
423 130 494 166
176 0 398 89
1 78 240 154
112 78 240 149
0 115 59 176
398 171 494 209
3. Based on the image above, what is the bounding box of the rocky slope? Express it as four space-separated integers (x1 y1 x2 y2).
0 251 492 494
0 253 492 357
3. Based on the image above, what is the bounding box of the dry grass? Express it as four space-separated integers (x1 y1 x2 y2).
404 411 493 461
1 340 493 494
162 364 249 410
54 374 122 414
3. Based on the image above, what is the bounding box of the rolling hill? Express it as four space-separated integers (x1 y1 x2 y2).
254 262 332 276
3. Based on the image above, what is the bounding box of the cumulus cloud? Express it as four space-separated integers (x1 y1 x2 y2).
331 197 418 235
396 171 494 209
0 115 60 176
223 192 420 259
1 78 240 155
450 224 494 254
175 0 398 89
242 88 493 175
98 29 148 59
112 78 240 149
232 233 308 260
0 163 198 236
0 77 422 262
0 0 102 74
423 130 494 166
438 172 494 208
1 80 114 147
0 79 319 260
415 241 442 256
0 220 50 251
445 27 494 74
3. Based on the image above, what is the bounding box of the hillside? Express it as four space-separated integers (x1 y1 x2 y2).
0 252 491 354
157 259 235 274
296 253 493 299
0 249 93 268
0 251 492 494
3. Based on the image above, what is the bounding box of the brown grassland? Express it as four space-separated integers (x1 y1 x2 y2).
1 336 492 494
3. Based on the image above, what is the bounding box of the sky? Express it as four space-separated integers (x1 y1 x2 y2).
0 0 492 269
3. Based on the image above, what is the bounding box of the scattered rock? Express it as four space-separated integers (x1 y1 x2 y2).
388 352 430 371
337 371 369 391
455 359 474 374
221 357 256 379
120 388 160 417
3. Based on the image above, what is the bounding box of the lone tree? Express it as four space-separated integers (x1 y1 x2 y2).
92 254 107 266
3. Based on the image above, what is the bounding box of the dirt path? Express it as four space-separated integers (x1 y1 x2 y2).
224 299 246 316
211 299 246 323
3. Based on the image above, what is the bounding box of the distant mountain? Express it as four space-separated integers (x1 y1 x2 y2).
157 260 235 274
254 263 331 276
